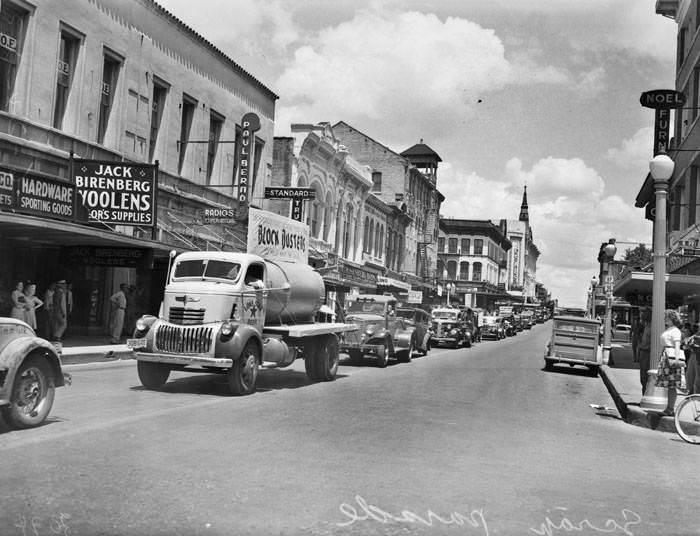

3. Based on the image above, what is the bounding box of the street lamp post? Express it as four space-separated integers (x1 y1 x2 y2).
641 153 675 410
601 240 617 365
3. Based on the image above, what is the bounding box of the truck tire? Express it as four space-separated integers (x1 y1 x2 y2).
1 356 55 429
228 341 259 395
376 342 389 368
398 338 413 363
306 334 339 382
137 361 170 390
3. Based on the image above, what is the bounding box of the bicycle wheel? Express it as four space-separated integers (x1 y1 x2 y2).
675 395 700 444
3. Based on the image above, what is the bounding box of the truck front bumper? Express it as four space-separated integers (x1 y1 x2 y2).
135 352 232 368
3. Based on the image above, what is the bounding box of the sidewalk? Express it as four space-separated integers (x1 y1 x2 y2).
55 334 134 366
600 342 676 434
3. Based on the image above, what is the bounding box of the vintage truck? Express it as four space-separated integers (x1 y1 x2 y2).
339 294 420 367
128 252 357 395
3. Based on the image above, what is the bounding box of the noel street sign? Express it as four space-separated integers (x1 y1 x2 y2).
639 89 686 109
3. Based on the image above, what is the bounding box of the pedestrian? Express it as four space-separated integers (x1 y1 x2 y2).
638 309 651 395
10 281 26 321
655 309 686 416
51 280 68 341
42 283 56 337
22 282 43 330
109 283 128 344
684 322 700 395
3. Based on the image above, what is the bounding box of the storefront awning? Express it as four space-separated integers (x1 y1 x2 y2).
0 212 173 256
613 270 700 297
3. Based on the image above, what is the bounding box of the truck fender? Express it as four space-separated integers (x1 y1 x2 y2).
0 337 65 393
394 328 414 350
215 324 263 365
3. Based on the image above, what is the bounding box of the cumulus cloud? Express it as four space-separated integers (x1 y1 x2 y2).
439 156 650 307
605 127 654 171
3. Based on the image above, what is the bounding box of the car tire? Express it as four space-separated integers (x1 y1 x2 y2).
399 339 413 363
377 343 389 368
1 356 56 429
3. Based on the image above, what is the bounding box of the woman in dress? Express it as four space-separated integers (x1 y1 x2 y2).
22 283 43 330
656 309 685 416
10 281 26 321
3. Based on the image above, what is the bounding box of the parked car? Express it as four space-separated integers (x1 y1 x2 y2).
513 314 524 332
544 315 602 373
395 307 432 356
340 295 418 366
611 323 632 343
431 307 472 348
481 315 506 340
0 318 70 429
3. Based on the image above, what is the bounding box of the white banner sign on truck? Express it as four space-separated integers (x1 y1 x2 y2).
247 208 309 263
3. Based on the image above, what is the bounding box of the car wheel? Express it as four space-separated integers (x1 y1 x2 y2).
377 343 389 368
1 356 56 429
137 361 171 390
399 339 414 363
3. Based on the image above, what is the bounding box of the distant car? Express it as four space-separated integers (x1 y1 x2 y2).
611 323 632 343
395 307 432 356
431 307 472 348
544 315 602 372
0 318 70 429
481 316 506 340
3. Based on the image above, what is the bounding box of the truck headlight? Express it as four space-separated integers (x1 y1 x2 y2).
450 329 458 335
136 318 150 332
221 322 235 337
365 327 375 337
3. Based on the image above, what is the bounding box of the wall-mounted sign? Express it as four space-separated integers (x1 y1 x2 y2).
377 276 412 291
200 208 237 224
246 207 308 263
264 187 316 199
407 290 423 303
0 166 75 221
73 160 156 225
61 246 150 267
238 112 261 212
639 89 686 109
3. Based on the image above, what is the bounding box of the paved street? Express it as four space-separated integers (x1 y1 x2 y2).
1 322 698 536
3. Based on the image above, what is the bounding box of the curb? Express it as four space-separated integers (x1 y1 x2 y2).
599 365 676 434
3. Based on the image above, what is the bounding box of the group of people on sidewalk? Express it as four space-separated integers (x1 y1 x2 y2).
634 308 700 416
10 279 72 341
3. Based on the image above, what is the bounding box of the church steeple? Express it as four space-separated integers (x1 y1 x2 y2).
519 185 529 222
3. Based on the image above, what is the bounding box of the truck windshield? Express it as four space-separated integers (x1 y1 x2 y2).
433 311 458 320
347 300 386 315
173 259 241 281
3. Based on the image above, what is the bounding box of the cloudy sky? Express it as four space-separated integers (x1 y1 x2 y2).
157 0 676 307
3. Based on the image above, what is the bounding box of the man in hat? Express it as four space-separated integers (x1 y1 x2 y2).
109 283 128 344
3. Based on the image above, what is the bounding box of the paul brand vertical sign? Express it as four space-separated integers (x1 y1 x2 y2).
238 113 261 216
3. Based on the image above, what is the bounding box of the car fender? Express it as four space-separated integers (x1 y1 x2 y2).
215 324 263 364
0 336 65 398
394 327 414 350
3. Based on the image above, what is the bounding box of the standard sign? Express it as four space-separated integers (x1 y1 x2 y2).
264 187 316 199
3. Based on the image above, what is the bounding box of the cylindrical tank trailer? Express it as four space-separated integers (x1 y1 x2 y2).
263 260 325 325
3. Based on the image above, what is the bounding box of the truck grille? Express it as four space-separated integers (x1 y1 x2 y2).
155 324 213 354
169 307 205 325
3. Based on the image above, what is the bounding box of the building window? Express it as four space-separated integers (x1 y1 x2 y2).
690 165 698 226
474 239 483 255
206 110 224 184
0 1 29 112
97 49 122 144
53 25 82 129
448 237 458 253
363 217 370 252
459 261 469 280
178 93 197 174
371 171 382 192
694 68 700 123
473 262 482 282
344 205 353 259
461 238 470 255
149 77 169 162
374 223 381 257
678 26 687 70
438 236 445 253
323 192 332 241
447 261 457 280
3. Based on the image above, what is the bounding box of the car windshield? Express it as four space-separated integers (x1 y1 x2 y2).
433 310 459 320
347 300 386 315
395 309 415 321
482 316 499 325
555 321 597 334
173 259 241 281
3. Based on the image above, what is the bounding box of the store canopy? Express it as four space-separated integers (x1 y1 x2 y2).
0 212 174 256
613 271 700 297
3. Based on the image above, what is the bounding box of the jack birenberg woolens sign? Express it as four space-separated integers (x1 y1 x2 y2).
246 208 309 263
73 160 156 226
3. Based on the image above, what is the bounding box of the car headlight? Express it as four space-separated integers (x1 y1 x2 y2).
221 322 235 337
135 318 150 332
365 327 375 336
450 328 458 334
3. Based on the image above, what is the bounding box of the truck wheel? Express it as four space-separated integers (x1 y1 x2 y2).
544 359 554 371
349 349 363 365
137 361 170 390
464 338 472 348
1 356 55 429
316 334 339 381
229 341 259 395
377 344 389 368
